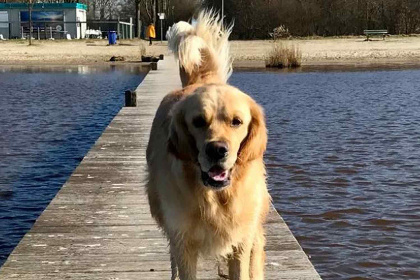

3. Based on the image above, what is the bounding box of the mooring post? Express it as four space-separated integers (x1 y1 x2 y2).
151 62 158 70
125 90 137 107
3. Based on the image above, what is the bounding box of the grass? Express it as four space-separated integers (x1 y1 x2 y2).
265 41 302 68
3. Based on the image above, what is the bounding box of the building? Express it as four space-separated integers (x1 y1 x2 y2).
0 2 87 39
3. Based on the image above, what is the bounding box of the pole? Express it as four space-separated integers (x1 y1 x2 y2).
138 5 141 38
154 0 157 24
130 17 133 39
160 18 163 43
29 0 32 45
221 0 224 25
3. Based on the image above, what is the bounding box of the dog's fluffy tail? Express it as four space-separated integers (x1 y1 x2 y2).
167 10 233 85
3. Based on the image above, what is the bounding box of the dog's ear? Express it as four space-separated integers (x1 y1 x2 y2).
168 104 198 161
238 101 267 163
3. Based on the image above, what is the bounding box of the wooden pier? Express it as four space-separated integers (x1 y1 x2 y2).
0 57 321 280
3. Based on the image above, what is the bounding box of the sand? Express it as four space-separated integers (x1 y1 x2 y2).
0 36 420 67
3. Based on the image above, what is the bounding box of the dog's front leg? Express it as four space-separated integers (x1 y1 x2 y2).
171 241 198 280
249 226 265 280
228 243 252 280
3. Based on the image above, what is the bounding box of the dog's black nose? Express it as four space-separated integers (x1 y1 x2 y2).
206 141 228 161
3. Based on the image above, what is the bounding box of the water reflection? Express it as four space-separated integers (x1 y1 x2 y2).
0 64 148 75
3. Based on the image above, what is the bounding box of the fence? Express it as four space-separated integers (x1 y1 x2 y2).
86 19 133 40
0 18 133 40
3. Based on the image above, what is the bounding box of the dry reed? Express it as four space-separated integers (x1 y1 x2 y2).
266 41 302 68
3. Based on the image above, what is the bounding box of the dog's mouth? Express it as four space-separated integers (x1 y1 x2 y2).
201 165 231 190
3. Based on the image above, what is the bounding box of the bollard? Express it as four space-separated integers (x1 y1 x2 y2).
159 54 164 60
151 62 158 70
125 90 137 107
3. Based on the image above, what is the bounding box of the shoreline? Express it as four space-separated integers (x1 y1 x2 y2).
1 37 420 70
233 58 420 70
2 58 420 72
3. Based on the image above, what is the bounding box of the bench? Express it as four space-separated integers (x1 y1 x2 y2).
364 29 388 41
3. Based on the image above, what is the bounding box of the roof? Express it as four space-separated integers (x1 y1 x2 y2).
0 3 87 11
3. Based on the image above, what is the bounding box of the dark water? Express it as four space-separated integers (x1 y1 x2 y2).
230 69 420 280
0 65 146 266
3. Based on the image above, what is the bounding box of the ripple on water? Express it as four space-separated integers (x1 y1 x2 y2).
230 69 420 280
0 66 146 266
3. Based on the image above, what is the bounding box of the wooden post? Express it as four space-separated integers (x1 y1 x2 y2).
151 62 158 70
125 90 137 107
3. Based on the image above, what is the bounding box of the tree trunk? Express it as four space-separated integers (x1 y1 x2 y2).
135 0 141 37
28 0 32 45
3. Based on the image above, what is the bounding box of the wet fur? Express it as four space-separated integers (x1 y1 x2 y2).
146 11 270 280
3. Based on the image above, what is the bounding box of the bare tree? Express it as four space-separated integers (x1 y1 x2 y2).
6 0 419 38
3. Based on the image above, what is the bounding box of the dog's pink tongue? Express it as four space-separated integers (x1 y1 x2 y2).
208 167 228 182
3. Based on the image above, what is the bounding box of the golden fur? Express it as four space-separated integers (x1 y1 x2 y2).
146 11 270 280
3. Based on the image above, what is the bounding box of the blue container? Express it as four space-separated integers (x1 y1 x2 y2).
108 31 117 45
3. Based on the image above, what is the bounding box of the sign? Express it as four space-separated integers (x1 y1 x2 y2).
20 11 64 22
158 13 165 20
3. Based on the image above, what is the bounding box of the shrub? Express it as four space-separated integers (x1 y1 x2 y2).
272 25 290 39
265 41 302 68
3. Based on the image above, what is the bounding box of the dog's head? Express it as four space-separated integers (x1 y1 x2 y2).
168 84 267 190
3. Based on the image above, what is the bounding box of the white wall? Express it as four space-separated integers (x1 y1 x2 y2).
76 8 86 39
0 11 8 38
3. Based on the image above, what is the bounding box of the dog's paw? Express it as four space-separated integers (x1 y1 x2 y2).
217 265 229 279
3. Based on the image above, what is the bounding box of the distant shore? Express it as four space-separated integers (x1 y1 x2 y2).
0 36 420 68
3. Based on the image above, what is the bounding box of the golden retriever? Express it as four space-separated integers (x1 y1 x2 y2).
146 11 270 280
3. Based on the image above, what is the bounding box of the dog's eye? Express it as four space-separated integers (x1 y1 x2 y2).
231 117 243 127
193 116 207 128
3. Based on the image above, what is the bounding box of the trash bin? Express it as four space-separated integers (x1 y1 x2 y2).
108 31 117 45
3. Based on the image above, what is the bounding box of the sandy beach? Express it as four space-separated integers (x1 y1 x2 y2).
0 36 420 67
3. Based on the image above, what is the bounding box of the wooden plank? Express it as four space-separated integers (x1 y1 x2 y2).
0 57 321 279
